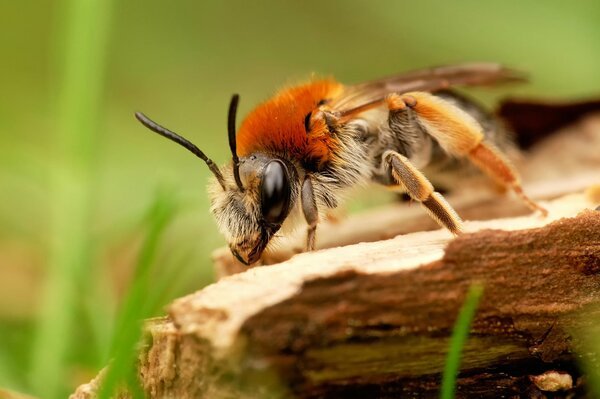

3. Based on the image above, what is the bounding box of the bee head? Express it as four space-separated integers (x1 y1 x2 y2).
135 95 298 266
209 153 298 265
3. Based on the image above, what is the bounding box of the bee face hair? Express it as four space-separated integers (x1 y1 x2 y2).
208 154 300 265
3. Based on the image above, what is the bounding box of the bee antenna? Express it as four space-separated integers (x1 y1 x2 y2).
134 111 226 190
228 94 244 192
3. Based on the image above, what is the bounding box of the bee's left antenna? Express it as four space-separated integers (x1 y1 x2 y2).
134 112 226 190
228 94 244 192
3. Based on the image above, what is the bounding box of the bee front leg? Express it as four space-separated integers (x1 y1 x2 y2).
382 150 463 235
386 92 548 216
301 175 318 251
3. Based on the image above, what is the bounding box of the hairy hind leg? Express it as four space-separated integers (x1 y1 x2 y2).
386 92 548 216
382 150 463 235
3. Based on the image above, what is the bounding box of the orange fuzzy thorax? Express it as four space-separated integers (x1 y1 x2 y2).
236 80 344 167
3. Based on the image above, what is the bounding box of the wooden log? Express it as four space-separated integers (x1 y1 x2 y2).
161 193 600 398
69 191 599 398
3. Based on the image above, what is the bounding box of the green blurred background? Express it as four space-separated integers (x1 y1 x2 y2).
1 0 599 397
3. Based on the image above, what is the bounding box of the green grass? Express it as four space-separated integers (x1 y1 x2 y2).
28 0 113 397
0 320 34 392
97 189 178 399
440 284 484 399
574 314 600 399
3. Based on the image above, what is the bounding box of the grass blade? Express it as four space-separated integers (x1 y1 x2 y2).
97 190 178 399
440 283 484 399
29 0 112 397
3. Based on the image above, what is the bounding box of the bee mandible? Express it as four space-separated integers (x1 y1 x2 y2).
135 63 547 265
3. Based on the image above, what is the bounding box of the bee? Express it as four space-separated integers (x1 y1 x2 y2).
135 63 547 266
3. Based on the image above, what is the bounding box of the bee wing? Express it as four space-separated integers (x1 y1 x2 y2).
329 63 526 112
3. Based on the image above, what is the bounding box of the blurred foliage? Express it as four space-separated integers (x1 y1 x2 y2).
0 0 599 397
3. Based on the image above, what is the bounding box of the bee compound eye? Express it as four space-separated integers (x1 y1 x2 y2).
260 160 291 224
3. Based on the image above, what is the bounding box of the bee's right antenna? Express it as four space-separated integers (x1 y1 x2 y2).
228 94 245 192
134 111 227 190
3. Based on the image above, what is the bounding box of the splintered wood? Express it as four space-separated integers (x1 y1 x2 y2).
67 190 599 399
175 192 596 351
142 195 599 399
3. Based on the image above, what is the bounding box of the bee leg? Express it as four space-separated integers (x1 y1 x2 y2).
386 92 548 216
383 150 463 235
301 175 319 251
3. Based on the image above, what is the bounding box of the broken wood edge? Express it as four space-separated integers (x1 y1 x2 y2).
70 191 600 398
173 191 598 357
175 207 600 398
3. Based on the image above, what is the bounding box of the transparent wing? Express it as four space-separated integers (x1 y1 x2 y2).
329 63 526 114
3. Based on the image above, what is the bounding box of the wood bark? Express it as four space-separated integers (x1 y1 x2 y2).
69 192 600 399
70 114 600 398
